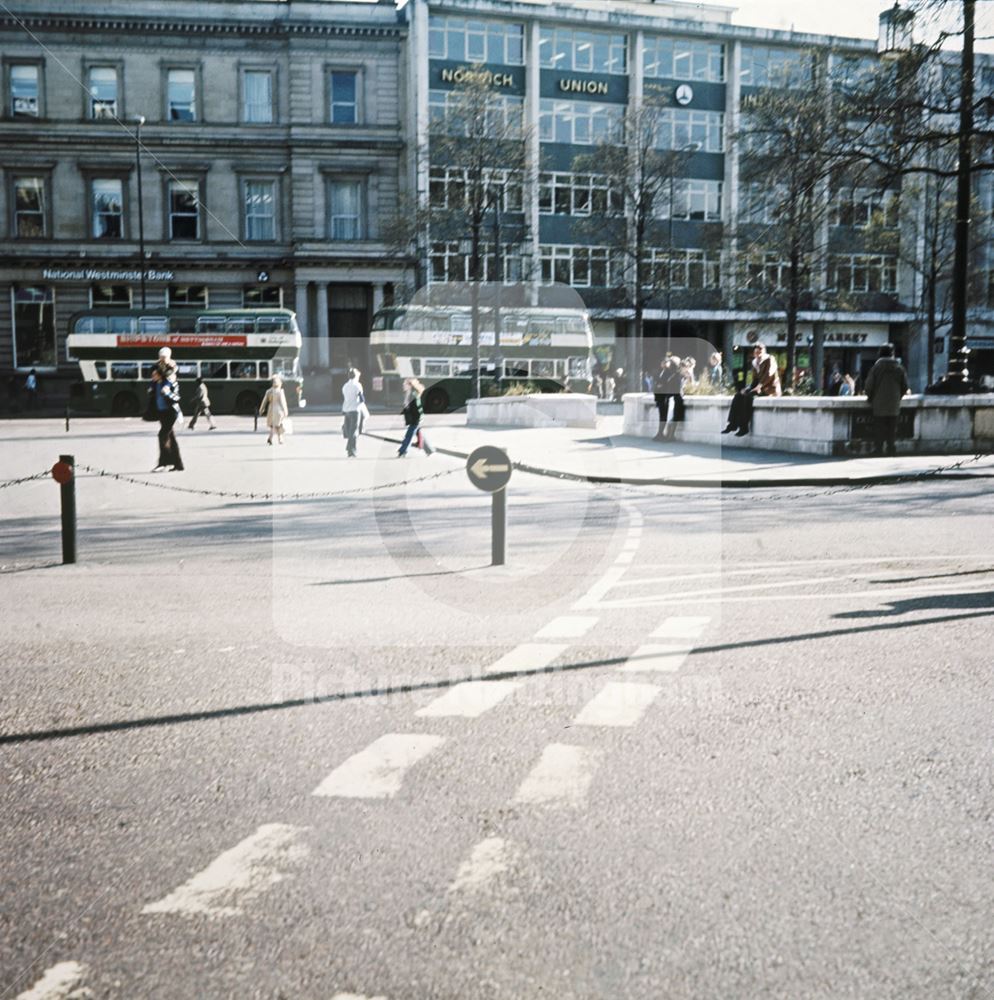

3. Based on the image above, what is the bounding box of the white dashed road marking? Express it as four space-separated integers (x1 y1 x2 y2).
618 644 692 673
573 682 662 728
15 962 88 1000
448 837 515 894
650 616 711 640
312 733 446 799
483 643 566 676
416 681 520 719
535 616 599 639
513 743 602 808
142 823 308 917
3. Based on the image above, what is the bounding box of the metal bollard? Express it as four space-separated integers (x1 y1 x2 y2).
64 405 70 433
491 487 507 566
51 454 76 564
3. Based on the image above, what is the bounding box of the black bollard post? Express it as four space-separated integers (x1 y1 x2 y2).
55 454 76 564
254 411 258 433
65 405 70 433
491 487 507 566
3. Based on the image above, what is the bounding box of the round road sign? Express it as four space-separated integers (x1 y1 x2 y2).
51 461 73 485
466 445 512 493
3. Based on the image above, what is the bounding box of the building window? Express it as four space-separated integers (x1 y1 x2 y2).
428 16 524 65
242 69 273 123
244 179 276 241
538 99 623 145
12 285 55 368
13 176 46 237
167 285 208 307
740 182 786 224
643 38 725 83
167 68 196 121
829 187 899 229
91 178 124 239
429 167 523 213
90 284 132 307
537 172 622 216
87 66 118 119
650 248 722 289
429 241 523 283
244 285 283 307
742 253 809 292
168 180 200 239
329 71 358 124
538 28 627 75
740 46 813 89
328 180 363 240
655 109 724 153
539 244 618 287
429 89 524 137
10 63 40 118
655 179 723 222
828 254 898 294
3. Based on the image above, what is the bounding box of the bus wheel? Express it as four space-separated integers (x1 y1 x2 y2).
111 392 140 417
423 387 449 414
235 391 261 416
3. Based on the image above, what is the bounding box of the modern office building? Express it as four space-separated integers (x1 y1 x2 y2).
0 0 408 399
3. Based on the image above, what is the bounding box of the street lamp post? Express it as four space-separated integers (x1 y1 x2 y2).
134 115 147 310
666 172 674 360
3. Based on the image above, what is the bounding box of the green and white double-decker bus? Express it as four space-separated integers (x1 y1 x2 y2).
66 308 303 416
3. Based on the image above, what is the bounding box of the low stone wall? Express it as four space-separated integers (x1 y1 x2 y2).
467 393 598 429
623 393 994 455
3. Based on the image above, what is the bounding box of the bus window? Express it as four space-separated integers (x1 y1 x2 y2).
200 361 228 379
139 317 167 334
410 359 422 377
111 361 139 380
141 362 158 379
226 317 255 336
568 357 590 378
169 315 197 334
257 316 290 335
74 316 96 334
110 316 136 335
231 361 257 379
197 316 226 334
377 352 398 374
533 359 555 377
424 359 451 378
259 361 270 379
94 361 108 379
559 317 586 335
176 361 198 379
451 314 472 334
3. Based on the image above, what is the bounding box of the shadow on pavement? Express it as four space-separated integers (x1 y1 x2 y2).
3 606 991 747
834 589 994 619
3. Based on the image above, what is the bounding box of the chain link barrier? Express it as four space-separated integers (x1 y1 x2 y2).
0 470 51 490
72 463 462 502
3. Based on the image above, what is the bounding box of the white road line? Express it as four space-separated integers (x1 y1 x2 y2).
535 615 599 639
142 823 308 917
573 565 628 610
573 682 662 728
312 733 445 799
416 681 519 719
618 644 692 673
448 837 514 894
623 536 641 551
513 744 602 808
483 642 566 676
15 962 88 1000
651 616 711 640
614 551 635 565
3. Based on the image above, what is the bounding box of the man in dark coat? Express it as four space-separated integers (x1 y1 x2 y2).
652 355 684 441
863 343 909 456
722 343 781 437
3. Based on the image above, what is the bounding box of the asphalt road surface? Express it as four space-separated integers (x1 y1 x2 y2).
1 417 992 1000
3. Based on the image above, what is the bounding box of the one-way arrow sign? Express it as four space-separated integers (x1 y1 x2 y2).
466 445 512 492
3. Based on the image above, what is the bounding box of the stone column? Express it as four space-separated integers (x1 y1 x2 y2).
372 283 385 315
295 281 311 367
316 283 330 368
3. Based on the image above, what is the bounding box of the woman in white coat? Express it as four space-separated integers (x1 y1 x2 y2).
259 375 289 445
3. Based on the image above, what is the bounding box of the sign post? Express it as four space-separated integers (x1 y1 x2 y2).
51 455 76 564
466 445 512 566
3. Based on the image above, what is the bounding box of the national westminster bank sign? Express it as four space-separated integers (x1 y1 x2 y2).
42 267 175 282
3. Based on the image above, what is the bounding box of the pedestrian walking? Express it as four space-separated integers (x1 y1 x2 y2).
24 368 38 410
341 367 364 458
707 352 723 390
863 344 909 456
259 374 289 445
838 373 855 397
722 343 781 437
602 368 615 401
398 378 433 457
150 365 184 472
187 377 217 430
652 355 684 441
